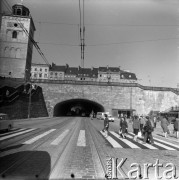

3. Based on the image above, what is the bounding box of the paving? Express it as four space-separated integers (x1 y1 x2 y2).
0 117 179 180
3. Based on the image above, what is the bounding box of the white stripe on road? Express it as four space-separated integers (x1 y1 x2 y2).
0 128 26 137
0 128 35 141
153 137 179 149
154 142 176 150
100 131 122 148
110 131 141 149
126 133 158 150
23 129 56 144
51 129 69 145
128 132 176 150
77 130 86 147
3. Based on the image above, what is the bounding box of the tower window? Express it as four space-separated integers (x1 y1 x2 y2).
12 31 17 39
17 9 22 15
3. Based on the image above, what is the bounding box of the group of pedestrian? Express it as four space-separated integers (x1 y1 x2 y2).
132 115 154 144
160 115 179 139
102 112 179 142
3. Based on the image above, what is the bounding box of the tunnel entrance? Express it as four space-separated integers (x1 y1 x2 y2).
53 99 105 117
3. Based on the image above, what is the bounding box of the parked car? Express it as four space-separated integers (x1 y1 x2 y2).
108 115 115 122
0 113 13 132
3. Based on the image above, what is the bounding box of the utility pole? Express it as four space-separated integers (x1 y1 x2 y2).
27 82 32 119
79 0 85 68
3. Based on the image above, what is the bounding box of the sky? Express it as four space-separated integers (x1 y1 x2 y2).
1 0 179 88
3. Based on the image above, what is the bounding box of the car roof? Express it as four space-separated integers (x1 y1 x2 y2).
0 113 7 115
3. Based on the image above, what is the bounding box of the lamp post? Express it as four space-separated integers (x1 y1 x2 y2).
27 82 31 119
107 71 111 83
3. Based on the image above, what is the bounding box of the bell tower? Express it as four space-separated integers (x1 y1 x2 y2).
0 3 36 81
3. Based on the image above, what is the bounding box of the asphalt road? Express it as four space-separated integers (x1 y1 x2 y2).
0 117 179 180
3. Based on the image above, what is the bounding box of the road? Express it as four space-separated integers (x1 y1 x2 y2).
0 117 179 180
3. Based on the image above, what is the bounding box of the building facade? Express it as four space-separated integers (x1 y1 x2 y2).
0 4 35 81
31 63 49 79
31 63 137 83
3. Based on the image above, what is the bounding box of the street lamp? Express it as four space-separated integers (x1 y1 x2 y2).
27 74 33 119
107 71 111 83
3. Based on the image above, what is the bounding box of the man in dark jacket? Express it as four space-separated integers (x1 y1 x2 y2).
103 114 109 137
143 117 154 145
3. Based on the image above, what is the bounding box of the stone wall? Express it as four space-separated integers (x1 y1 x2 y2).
38 83 179 116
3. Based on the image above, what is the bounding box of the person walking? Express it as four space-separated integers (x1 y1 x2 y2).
161 115 170 138
143 117 154 145
173 118 179 139
119 116 128 138
139 116 146 136
132 115 140 141
103 114 109 138
153 116 157 128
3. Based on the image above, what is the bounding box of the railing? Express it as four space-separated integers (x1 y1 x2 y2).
31 79 179 95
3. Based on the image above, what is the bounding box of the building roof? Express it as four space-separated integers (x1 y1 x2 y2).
65 67 78 75
99 66 120 73
120 71 137 80
50 65 66 72
31 63 50 67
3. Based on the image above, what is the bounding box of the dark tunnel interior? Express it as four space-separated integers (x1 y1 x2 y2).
53 99 105 117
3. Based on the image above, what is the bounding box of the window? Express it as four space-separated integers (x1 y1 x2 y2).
17 9 22 15
16 48 21 58
40 68 42 71
50 72 53 75
39 74 42 78
35 68 37 71
55 73 58 76
121 75 124 78
12 31 17 39
45 69 47 72
129 75 131 78
44 74 47 78
34 74 37 78
4 47 9 57
100 74 102 77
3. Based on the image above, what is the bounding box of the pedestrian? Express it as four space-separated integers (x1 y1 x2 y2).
119 116 128 138
132 115 140 141
143 117 154 145
153 116 157 128
173 118 179 139
161 115 170 138
139 116 146 136
103 114 109 138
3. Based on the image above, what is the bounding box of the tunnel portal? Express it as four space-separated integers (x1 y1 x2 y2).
53 99 105 117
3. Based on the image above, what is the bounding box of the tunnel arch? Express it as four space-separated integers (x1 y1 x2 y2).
53 98 105 117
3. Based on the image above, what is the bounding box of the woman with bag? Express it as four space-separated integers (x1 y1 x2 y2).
132 115 140 141
119 117 128 138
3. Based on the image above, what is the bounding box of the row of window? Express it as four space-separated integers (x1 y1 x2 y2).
2 47 21 58
33 73 48 78
33 68 48 72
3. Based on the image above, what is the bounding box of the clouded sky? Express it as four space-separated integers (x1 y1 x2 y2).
1 0 179 88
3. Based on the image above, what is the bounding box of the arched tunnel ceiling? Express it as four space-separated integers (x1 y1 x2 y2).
53 99 105 117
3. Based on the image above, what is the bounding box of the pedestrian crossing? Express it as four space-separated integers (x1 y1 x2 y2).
0 128 179 151
100 131 179 151
0 128 36 141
